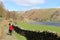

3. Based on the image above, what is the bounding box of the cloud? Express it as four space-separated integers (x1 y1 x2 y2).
57 7 60 8
30 6 41 9
0 0 3 4
0 0 2 1
0 0 3 2
23 6 41 11
10 0 45 6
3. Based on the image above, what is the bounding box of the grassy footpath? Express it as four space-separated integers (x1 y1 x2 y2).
0 25 2 39
0 18 3 39
14 21 60 40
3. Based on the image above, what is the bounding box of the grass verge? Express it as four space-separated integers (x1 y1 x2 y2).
13 31 26 40
14 21 60 40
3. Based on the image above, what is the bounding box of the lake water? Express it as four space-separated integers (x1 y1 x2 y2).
27 22 60 26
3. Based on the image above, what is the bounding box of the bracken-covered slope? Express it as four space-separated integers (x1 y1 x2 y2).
23 8 60 22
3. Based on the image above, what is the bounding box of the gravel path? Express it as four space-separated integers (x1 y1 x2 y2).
0 20 18 40
1 26 17 40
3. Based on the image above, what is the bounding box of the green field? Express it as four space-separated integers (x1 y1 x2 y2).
14 21 60 40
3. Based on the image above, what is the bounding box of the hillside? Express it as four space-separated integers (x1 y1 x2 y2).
0 1 60 22
23 8 60 22
0 2 60 22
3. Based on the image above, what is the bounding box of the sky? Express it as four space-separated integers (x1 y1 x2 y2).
0 0 60 11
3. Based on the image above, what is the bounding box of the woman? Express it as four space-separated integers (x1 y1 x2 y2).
9 23 13 35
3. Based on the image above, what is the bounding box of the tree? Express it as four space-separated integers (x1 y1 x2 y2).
0 1 5 17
